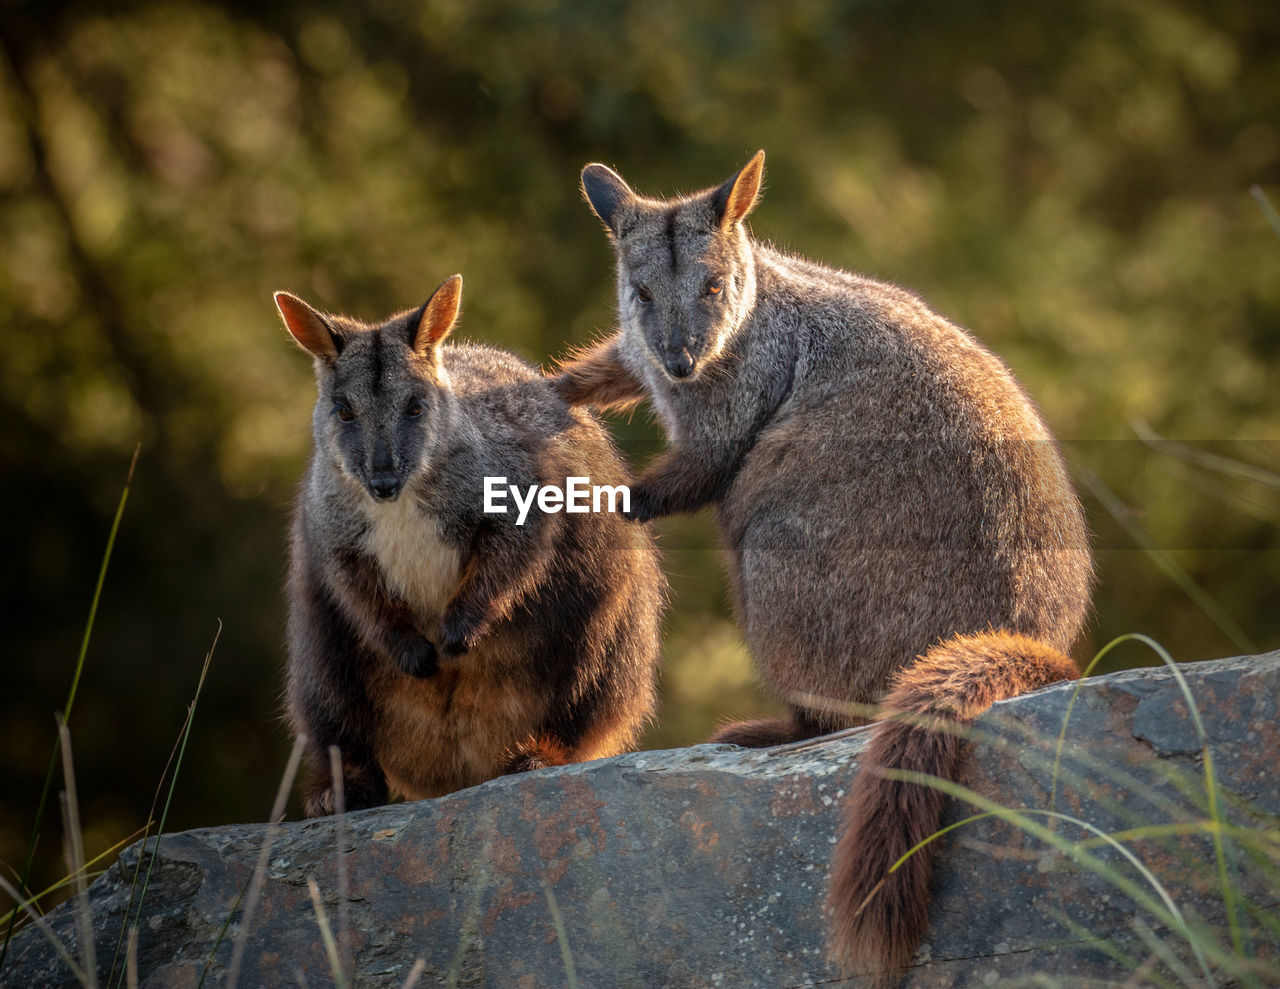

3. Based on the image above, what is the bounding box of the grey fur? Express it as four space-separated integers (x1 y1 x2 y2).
559 151 1093 726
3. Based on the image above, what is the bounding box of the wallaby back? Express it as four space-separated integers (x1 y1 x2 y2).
554 154 1093 979
279 276 665 814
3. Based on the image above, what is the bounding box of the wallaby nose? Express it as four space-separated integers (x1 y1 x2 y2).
368 473 400 502
664 349 695 379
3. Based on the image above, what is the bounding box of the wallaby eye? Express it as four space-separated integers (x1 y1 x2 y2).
705 280 723 297
405 398 424 418
634 285 652 304
334 402 355 423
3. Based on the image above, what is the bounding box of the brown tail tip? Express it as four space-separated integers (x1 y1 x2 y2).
825 631 1080 979
826 718 953 979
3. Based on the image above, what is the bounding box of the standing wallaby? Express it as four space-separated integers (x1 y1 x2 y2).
277 275 665 817
551 152 1092 979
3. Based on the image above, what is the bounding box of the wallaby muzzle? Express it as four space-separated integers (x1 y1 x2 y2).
368 439 399 501
664 348 696 380
368 472 400 502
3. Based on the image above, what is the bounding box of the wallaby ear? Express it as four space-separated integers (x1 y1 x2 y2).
581 163 636 234
412 274 463 353
711 149 766 228
275 291 342 362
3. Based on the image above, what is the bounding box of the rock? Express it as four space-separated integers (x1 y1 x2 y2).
5 652 1279 988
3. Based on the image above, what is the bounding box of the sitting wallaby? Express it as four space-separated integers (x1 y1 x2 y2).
551 152 1092 979
277 274 665 817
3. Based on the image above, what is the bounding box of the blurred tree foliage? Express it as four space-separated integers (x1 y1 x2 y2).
2 0 1277 904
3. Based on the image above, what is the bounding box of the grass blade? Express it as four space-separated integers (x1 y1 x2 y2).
543 884 579 989
0 828 145 929
1131 418 1280 491
1047 633 1252 980
0 447 139 971
109 627 226 989
1130 914 1202 988
1046 908 1181 989
58 722 98 988
1049 633 1171 812
118 621 218 988
0 875 90 987
125 927 138 989
306 878 346 989
400 959 427 989
1251 184 1280 239
879 784 1217 984
224 734 307 989
1081 469 1258 653
327 747 352 986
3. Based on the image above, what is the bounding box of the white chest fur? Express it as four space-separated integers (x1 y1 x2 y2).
361 495 463 617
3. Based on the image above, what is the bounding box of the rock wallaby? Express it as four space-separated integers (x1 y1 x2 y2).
277 275 665 817
551 152 1093 978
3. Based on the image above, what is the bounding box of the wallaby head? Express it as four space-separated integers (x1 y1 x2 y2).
275 274 464 503
581 150 765 382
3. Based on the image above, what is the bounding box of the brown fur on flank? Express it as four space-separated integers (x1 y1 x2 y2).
554 152 1094 980
710 706 832 747
826 631 1079 978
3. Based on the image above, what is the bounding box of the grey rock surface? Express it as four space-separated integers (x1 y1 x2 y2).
5 652 1279 987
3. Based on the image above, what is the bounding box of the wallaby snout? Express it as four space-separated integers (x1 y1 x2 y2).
367 472 400 502
367 439 400 501
663 348 695 379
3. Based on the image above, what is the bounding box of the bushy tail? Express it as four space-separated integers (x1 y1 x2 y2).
825 630 1079 979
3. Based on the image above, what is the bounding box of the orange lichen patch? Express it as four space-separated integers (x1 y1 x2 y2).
483 883 538 936
525 777 608 861
488 830 523 875
390 842 442 885
389 909 445 935
680 809 720 853
544 858 569 884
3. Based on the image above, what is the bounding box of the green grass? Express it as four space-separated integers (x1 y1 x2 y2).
0 447 139 973
858 633 1278 987
0 451 221 989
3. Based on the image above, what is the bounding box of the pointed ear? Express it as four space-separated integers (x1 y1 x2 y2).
412 274 463 353
711 149 765 228
581 163 636 234
275 291 342 362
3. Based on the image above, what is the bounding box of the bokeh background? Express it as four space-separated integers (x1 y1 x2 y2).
3 0 1278 908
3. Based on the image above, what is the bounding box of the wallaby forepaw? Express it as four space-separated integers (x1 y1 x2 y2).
623 486 660 522
438 633 469 658
304 765 389 816
343 767 390 811
304 788 336 818
395 635 439 678
438 609 481 657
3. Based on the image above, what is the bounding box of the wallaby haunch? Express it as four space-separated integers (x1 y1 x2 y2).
552 152 1092 979
278 275 665 817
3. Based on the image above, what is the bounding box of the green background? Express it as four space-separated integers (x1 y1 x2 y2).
2 0 1277 902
